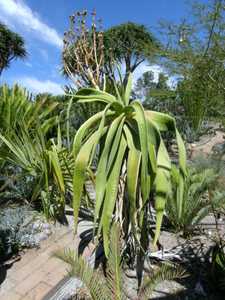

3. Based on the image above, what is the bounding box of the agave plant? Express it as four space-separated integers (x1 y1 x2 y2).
55 223 186 300
166 165 225 235
71 74 186 261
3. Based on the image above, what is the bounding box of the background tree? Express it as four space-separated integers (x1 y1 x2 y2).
0 22 27 76
159 0 225 133
103 22 160 83
133 71 176 112
132 71 156 99
62 12 160 88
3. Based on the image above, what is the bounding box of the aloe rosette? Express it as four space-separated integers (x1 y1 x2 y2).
72 75 186 256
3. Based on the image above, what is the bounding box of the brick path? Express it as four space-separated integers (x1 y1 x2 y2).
0 221 93 300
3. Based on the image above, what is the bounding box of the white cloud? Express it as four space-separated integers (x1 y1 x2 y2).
16 77 63 94
25 62 32 68
0 0 62 48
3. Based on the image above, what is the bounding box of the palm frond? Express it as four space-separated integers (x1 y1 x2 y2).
54 248 109 300
106 223 126 300
138 264 187 300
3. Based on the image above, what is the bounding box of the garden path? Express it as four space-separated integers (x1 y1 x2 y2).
0 218 93 300
189 129 225 158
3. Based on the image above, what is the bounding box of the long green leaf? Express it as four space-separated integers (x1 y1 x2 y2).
101 135 127 256
153 139 171 246
132 101 150 203
94 115 124 227
73 111 106 160
127 146 141 233
89 103 112 165
72 88 116 104
124 73 132 105
73 129 107 232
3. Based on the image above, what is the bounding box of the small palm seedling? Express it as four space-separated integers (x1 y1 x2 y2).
55 223 186 300
166 166 225 236
71 73 186 267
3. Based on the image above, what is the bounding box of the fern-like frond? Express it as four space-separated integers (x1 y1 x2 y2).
138 264 187 300
54 248 109 300
106 223 126 300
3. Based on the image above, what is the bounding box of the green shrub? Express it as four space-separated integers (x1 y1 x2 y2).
166 166 225 235
0 205 49 262
0 85 73 219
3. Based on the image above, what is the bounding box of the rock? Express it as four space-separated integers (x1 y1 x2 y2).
44 229 52 236
42 223 51 230
35 232 48 243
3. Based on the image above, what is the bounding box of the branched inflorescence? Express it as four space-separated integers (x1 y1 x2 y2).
63 10 105 89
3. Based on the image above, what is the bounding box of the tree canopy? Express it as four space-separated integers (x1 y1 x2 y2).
159 0 225 131
0 22 27 76
62 12 160 88
103 22 160 81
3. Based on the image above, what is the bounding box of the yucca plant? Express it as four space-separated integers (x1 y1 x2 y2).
0 124 73 219
0 84 58 134
0 85 71 218
55 223 186 300
71 74 186 265
166 166 225 235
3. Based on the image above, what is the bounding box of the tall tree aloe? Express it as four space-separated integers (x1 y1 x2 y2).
72 74 186 259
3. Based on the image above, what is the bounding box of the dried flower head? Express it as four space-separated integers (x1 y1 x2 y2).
63 10 105 89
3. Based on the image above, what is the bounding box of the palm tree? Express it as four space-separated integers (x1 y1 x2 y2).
0 22 27 76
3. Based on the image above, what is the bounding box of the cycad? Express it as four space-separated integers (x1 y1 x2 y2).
71 73 186 260
166 166 225 235
55 223 186 300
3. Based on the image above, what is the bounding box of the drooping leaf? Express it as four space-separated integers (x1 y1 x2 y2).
132 101 150 203
72 88 117 104
95 115 124 228
101 135 127 256
73 129 107 232
153 139 171 246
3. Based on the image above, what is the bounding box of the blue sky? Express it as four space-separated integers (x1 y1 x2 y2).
0 0 209 94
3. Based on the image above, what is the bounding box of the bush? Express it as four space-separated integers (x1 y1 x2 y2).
166 165 225 236
0 205 51 262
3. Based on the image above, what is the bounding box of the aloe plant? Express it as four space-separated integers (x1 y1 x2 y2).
71 74 186 260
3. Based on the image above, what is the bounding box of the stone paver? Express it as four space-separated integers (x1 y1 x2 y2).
0 290 23 300
0 220 79 300
24 282 53 300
